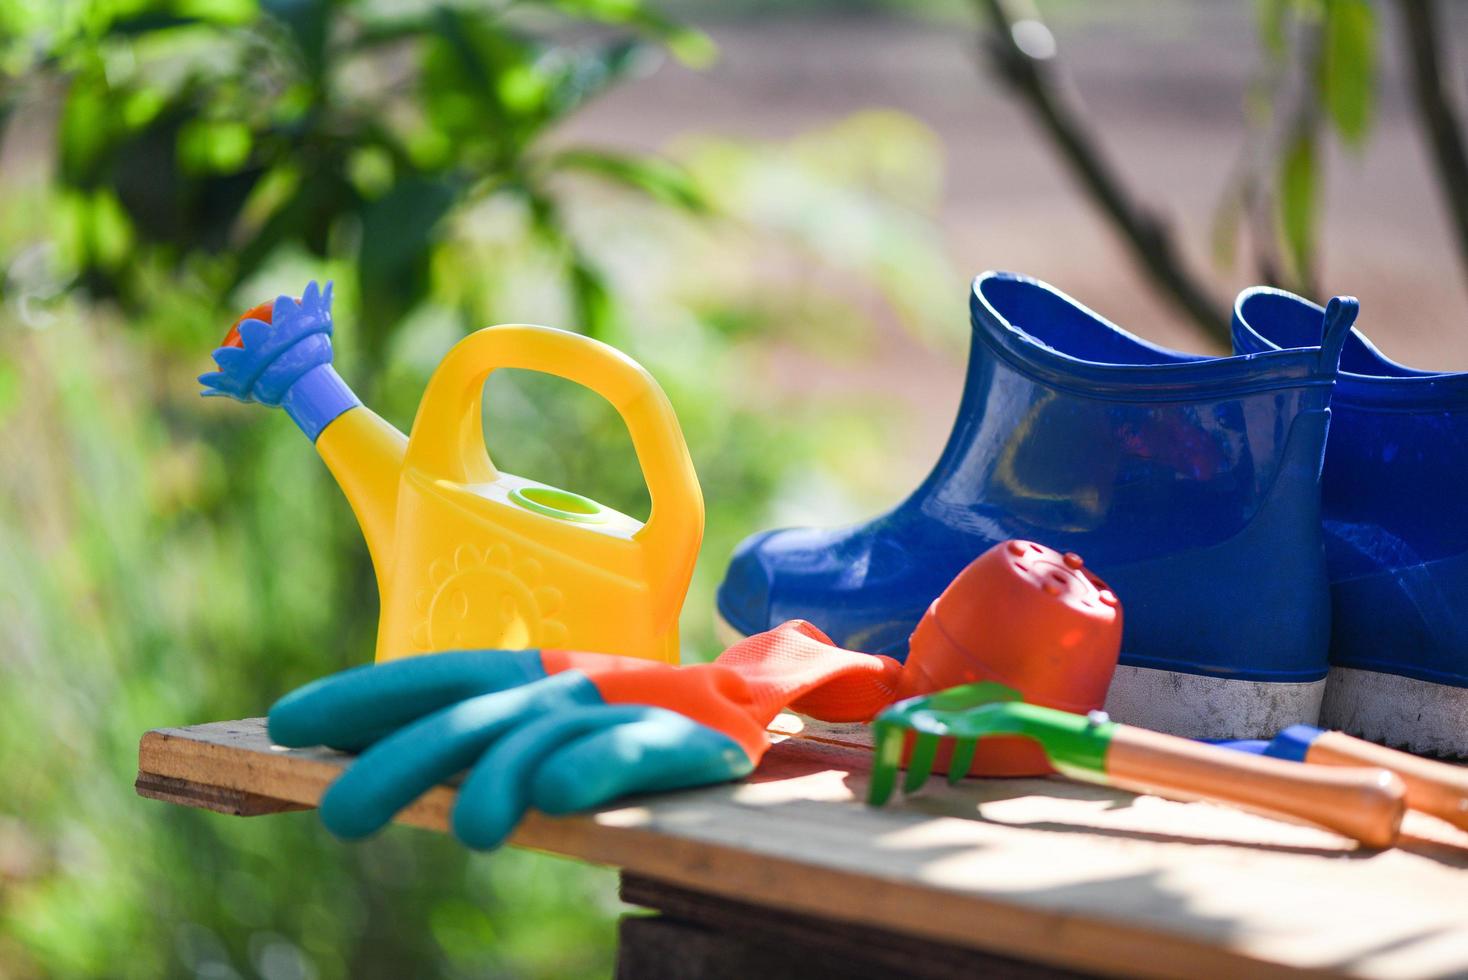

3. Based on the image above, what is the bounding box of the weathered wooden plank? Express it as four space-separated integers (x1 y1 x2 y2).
134 771 307 817
136 716 1468 980
613 912 1085 980
618 873 1089 979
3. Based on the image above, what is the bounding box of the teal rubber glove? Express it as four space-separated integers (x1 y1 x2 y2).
268 622 905 849
267 650 753 849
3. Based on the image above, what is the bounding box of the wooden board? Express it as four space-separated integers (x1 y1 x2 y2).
136 715 1468 980
616 873 1090 980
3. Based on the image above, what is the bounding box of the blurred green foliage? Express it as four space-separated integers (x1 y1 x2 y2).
0 2 953 976
0 0 716 351
1214 0 1377 293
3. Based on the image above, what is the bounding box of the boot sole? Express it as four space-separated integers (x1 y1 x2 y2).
1103 666 1324 740
717 612 1325 740
1320 666 1468 757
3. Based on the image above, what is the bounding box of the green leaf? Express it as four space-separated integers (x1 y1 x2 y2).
89 188 135 270
1278 129 1318 286
262 0 330 79
358 175 459 284
544 38 659 119
498 61 551 114
356 175 459 344
1319 0 1375 147
352 7 438 49
1254 0 1291 58
53 190 92 272
546 149 708 212
177 119 253 174
662 28 717 70
231 167 352 281
567 251 614 339
518 183 614 338
59 74 113 185
542 0 717 68
173 0 257 25
121 86 168 129
421 7 516 145
104 13 208 36
346 145 394 199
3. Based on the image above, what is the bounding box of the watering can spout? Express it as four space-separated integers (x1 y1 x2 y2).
315 407 406 582
201 281 406 583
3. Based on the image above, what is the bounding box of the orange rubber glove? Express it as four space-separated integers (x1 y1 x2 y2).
543 619 904 764
269 621 902 847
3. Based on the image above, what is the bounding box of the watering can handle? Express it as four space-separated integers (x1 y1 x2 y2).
402 324 704 568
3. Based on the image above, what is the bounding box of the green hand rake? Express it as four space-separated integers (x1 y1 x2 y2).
868 683 1405 849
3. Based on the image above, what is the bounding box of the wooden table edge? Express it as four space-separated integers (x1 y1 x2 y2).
136 723 1351 980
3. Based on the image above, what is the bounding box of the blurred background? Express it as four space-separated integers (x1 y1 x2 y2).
1 0 1464 976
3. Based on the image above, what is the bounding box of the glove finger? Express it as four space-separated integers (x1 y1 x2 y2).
531 709 754 816
268 648 547 751
317 670 599 840
451 704 655 850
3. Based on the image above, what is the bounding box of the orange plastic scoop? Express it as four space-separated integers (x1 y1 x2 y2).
898 540 1123 776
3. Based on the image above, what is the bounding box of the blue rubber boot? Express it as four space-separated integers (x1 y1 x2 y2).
718 272 1356 739
1233 290 1468 755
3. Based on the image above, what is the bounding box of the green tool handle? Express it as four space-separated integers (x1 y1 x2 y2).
1304 731 1468 834
1106 726 1406 849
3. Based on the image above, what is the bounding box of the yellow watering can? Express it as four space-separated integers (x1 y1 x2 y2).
203 282 703 664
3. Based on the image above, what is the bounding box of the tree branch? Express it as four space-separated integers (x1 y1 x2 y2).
1397 0 1468 292
976 0 1229 345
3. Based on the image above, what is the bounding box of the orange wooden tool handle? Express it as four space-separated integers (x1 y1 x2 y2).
1306 731 1468 834
1106 727 1406 848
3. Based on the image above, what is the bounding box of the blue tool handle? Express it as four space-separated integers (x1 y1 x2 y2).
1290 730 1468 833
1213 726 1468 833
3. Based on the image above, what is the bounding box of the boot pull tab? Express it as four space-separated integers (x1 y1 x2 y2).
1319 295 1359 370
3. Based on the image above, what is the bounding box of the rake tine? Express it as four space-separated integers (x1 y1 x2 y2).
903 733 941 794
946 736 977 785
867 723 905 806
